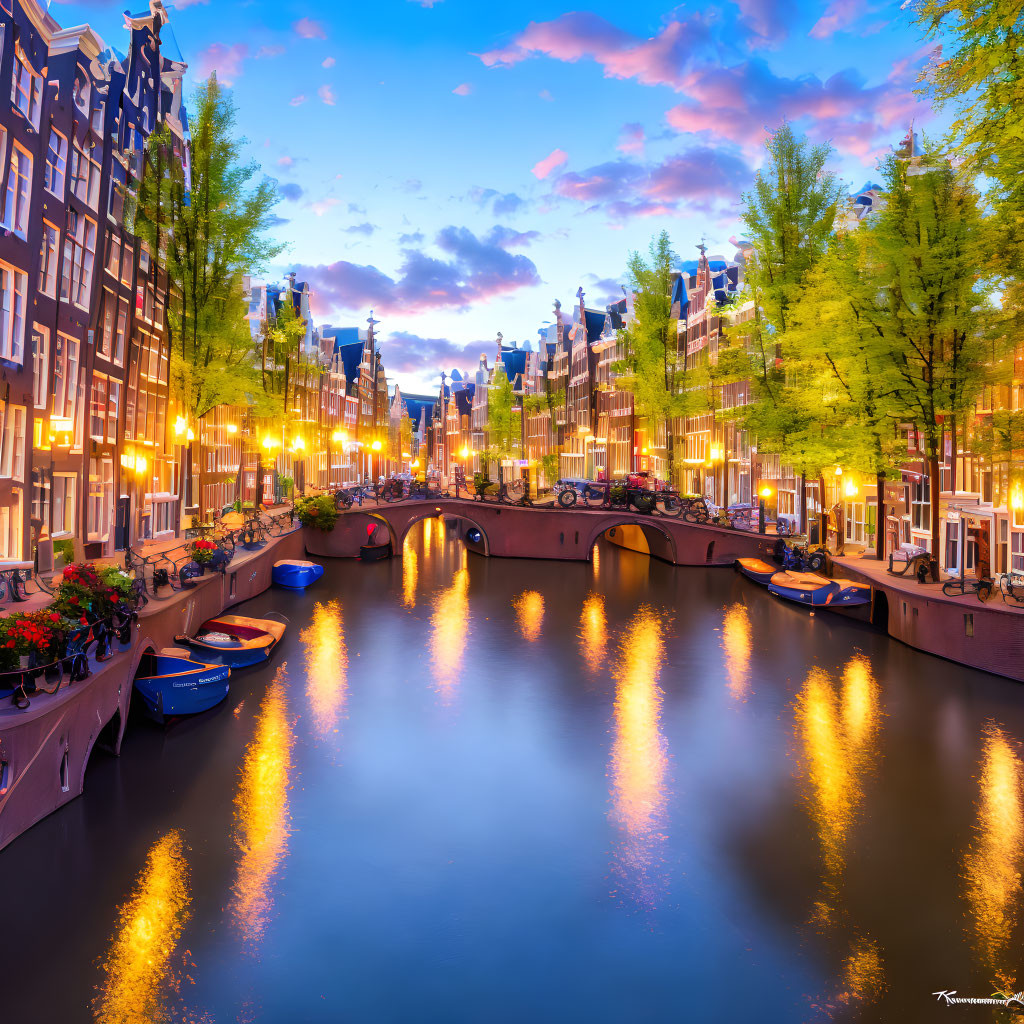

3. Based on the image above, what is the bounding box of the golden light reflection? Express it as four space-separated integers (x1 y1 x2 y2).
722 603 751 699
579 594 607 675
609 606 668 907
837 937 886 1007
94 830 191 1024
302 601 347 737
402 538 418 609
230 667 294 949
514 590 544 643
962 724 1024 992
592 543 600 577
430 568 469 701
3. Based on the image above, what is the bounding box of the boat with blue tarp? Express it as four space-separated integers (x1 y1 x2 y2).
272 559 324 590
767 570 872 610
134 650 231 723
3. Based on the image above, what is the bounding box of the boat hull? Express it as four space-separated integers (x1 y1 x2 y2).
174 615 286 670
134 656 231 723
272 560 324 590
736 558 779 586
768 580 840 606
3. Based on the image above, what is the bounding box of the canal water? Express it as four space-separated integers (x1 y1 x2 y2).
3 517 1023 1023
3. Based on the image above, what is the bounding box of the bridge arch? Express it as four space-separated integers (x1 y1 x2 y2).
396 509 491 556
588 516 678 565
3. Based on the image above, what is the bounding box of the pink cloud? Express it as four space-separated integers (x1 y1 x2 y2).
318 84 337 106
809 0 866 39
322 56 336 68
310 198 341 216
617 123 645 155
479 11 709 90
532 148 568 180
277 156 295 168
293 17 327 39
734 0 798 45
453 82 473 96
194 43 248 85
290 95 307 107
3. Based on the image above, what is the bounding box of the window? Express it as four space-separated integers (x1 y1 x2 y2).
52 475 76 537
2 143 31 236
90 373 108 440
53 334 80 421
70 144 100 209
99 291 114 358
72 74 90 116
0 263 27 363
61 213 97 309
107 379 120 443
1 405 25 480
911 475 931 532
45 130 68 196
88 458 114 542
30 326 48 409
91 100 105 137
114 299 127 365
38 222 60 298
1013 533 1024 574
106 233 120 278
11 51 42 128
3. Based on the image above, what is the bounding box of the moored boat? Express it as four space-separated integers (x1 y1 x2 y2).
767 570 841 607
174 613 287 669
735 557 779 586
134 649 231 723
272 559 324 590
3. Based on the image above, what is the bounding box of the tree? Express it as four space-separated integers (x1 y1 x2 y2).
614 231 686 485
483 363 520 481
861 150 996 574
731 123 844 521
135 75 283 422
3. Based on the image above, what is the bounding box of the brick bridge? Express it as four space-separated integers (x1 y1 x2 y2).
303 498 780 566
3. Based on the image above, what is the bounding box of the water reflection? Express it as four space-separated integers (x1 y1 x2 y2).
514 590 544 643
230 667 295 949
794 656 885 1013
302 601 347 737
962 723 1024 992
430 567 470 701
722 603 751 700
94 830 191 1024
402 538 418 609
609 606 668 908
579 594 607 676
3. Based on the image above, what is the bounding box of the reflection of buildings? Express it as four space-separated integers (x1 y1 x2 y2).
793 657 886 1012
722 602 751 700
94 829 191 1024
962 723 1024 993
302 601 347 738
514 590 544 642
430 565 469 702
609 606 668 908
230 668 294 949
579 594 607 676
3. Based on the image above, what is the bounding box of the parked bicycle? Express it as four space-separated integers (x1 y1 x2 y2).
941 575 994 602
887 549 933 584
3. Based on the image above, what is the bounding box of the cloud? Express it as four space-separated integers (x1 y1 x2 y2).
296 226 541 317
809 0 867 39
453 82 473 96
538 89 553 101
194 43 249 85
407 0 443 6
277 156 295 168
532 148 568 180
344 222 377 236
399 231 425 245
289 94 307 107
585 274 626 307
550 146 751 219
310 197 341 216
733 0 800 45
348 203 367 214
322 56 337 68
293 17 327 39
256 45 285 59
470 188 527 217
617 123 645 155
278 183 304 202
267 215 290 228
318 84 337 106
485 225 541 249
380 333 489 380
478 11 711 89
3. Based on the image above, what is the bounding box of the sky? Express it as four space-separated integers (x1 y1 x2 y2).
52 0 946 393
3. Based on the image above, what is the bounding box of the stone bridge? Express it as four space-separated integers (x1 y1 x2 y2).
303 498 779 566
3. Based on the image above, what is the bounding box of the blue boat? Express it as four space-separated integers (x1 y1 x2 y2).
736 557 779 585
174 614 287 669
272 559 324 590
134 650 231 723
768 571 872 611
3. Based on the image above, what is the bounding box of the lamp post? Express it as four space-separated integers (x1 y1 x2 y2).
758 484 772 535
371 439 383 499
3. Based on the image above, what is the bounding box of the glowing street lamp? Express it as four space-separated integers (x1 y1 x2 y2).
844 478 859 499
758 483 773 535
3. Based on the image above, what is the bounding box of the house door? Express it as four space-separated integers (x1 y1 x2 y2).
945 520 960 575
114 496 130 551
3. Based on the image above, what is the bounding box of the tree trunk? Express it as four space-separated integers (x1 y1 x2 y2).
875 472 885 561
928 452 942 581
818 471 828 550
799 472 807 535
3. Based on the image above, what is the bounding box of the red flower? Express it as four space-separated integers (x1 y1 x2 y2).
70 596 79 605
110 594 119 603
80 616 88 625
49 613 59 622
5 641 14 648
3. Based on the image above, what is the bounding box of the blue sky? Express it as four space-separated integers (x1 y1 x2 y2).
54 0 943 392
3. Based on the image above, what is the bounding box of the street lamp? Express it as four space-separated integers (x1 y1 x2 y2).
758 484 773 535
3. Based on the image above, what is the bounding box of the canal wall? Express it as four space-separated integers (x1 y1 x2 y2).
303 500 780 566
0 529 304 853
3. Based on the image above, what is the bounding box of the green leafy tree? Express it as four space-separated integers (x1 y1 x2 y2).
484 363 521 479
614 231 686 485
135 75 283 421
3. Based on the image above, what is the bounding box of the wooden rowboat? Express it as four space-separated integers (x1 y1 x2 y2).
174 613 287 669
735 557 779 585
134 650 231 723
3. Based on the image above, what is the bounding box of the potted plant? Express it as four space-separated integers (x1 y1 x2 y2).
0 610 67 673
473 472 492 499
191 539 217 569
52 563 106 626
296 493 338 532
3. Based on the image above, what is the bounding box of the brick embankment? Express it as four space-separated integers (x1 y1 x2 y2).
0 527 304 852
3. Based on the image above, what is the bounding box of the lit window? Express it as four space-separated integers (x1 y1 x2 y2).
30 326 48 409
2 143 31 236
61 213 97 309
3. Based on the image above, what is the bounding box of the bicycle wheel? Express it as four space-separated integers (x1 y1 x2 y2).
941 580 960 597
557 488 577 509
585 486 605 508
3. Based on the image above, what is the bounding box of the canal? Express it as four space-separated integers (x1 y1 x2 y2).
2 516 1023 1022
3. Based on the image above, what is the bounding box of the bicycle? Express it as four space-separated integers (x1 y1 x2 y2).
888 550 932 584
498 478 533 506
941 575 994 602
999 572 1024 606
